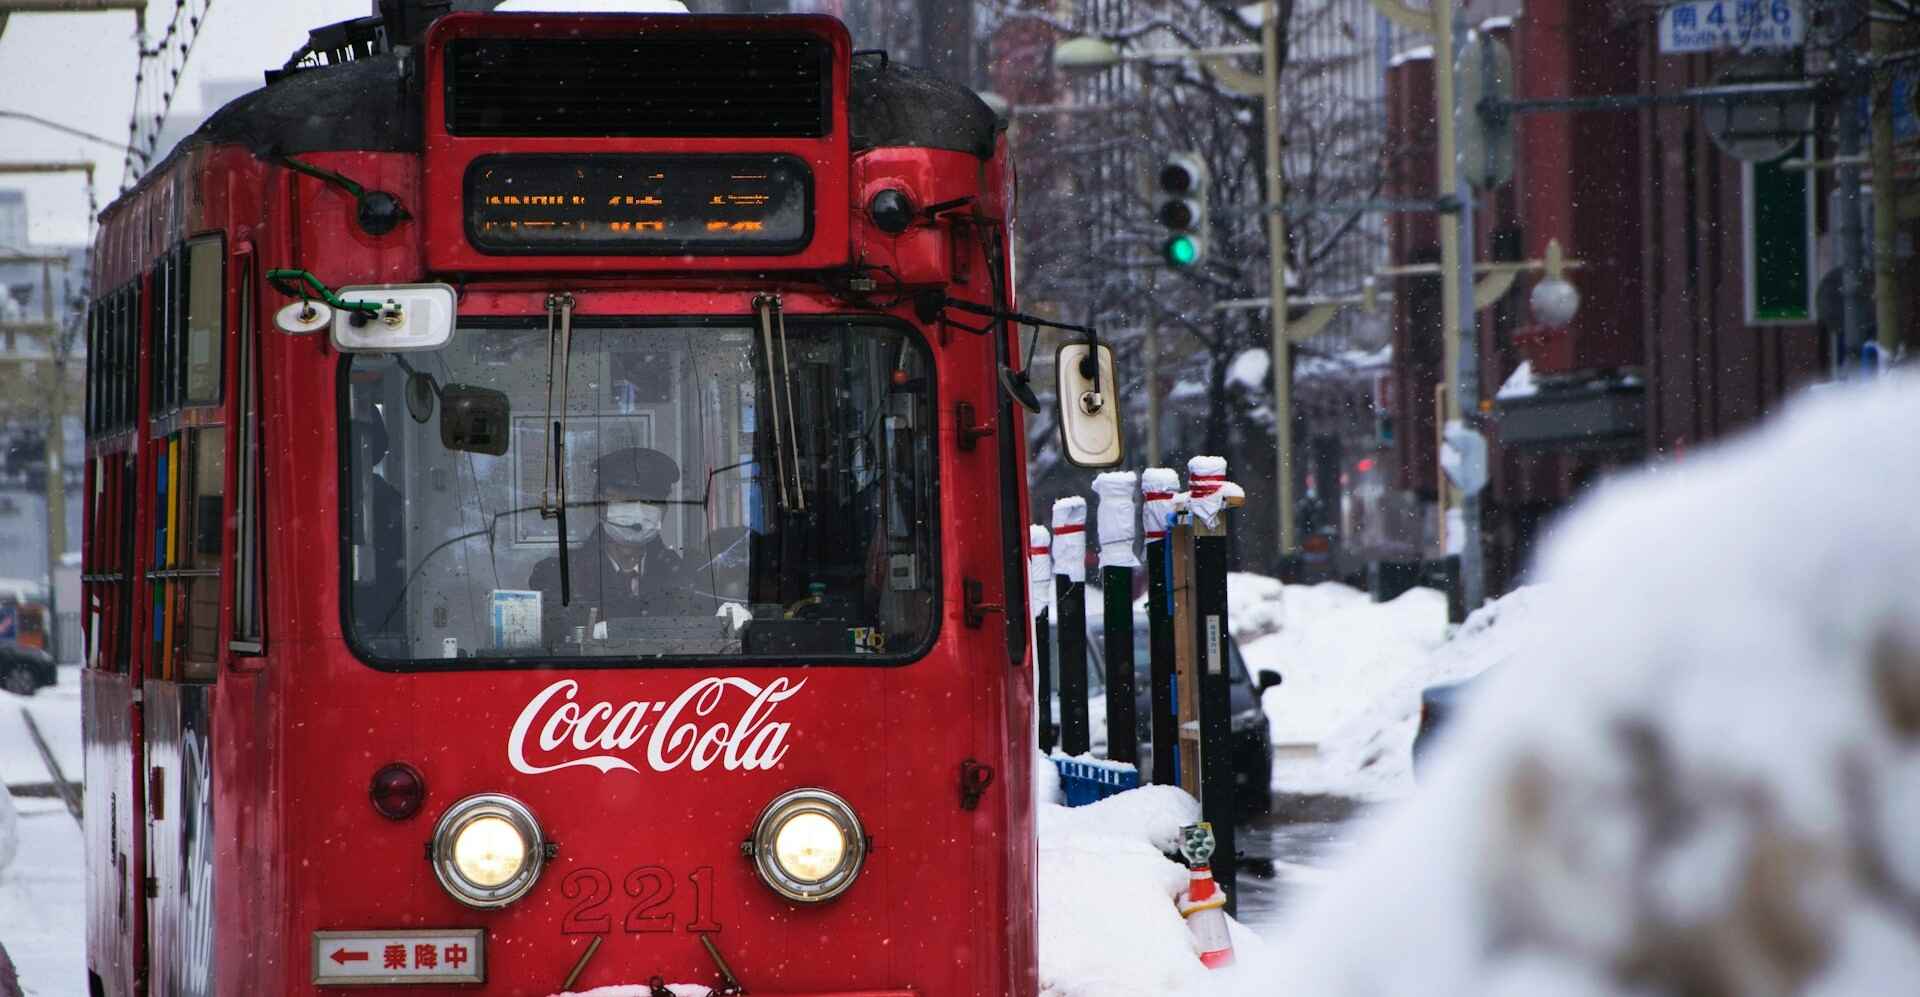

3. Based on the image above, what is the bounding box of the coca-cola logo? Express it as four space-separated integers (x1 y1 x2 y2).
508 677 805 776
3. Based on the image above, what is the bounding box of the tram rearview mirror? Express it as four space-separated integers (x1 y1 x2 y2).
1055 342 1123 467
441 385 510 456
330 283 458 353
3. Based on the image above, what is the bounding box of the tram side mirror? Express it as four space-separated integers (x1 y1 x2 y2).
330 283 457 354
1054 342 1123 467
1257 669 1283 693
441 385 510 456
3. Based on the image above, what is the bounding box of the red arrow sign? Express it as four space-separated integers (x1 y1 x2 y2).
330 948 370 966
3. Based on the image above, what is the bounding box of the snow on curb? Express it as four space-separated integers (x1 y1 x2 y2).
1037 786 1271 997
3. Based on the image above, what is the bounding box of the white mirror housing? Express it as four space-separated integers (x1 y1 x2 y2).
330 283 458 353
1055 342 1124 467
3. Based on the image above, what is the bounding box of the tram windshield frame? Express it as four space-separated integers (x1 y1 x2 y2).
339 316 939 669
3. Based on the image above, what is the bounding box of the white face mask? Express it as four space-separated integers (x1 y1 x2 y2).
603 501 662 543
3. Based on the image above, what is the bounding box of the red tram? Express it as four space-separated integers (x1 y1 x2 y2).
80 5 1118 993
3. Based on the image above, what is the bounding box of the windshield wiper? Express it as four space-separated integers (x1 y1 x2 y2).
754 294 806 513
541 292 578 606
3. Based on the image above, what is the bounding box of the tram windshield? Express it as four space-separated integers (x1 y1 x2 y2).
342 320 936 664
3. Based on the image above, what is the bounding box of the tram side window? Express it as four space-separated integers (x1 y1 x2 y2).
231 259 263 652
141 237 227 681
178 431 225 672
183 238 222 404
147 237 223 417
85 283 138 437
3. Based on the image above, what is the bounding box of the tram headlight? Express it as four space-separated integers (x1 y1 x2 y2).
747 788 866 903
431 794 546 908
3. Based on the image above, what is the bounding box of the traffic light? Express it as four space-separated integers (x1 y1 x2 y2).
1154 152 1208 268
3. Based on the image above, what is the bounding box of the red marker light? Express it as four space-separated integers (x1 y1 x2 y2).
370 763 426 821
891 369 909 386
1356 458 1376 473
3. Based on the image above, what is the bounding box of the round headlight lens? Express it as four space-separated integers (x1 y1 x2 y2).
431 794 545 908
452 815 526 888
772 811 846 883
748 788 866 903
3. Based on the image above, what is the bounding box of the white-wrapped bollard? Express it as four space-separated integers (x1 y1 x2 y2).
1028 524 1053 614
1186 455 1231 528
1091 471 1141 569
1141 467 1181 542
1050 497 1088 583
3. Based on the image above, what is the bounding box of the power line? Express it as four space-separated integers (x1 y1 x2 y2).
0 110 134 152
123 0 215 190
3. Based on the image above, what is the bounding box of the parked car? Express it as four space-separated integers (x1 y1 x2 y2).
0 641 57 697
1049 620 1281 820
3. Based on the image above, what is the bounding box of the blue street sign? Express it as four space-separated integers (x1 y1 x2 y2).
0 604 16 642
1660 0 1804 54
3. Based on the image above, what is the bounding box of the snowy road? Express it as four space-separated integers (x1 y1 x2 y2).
1234 815 1357 935
0 668 86 997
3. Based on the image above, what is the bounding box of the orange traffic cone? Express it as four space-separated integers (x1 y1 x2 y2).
1176 823 1235 968
1178 862 1235 968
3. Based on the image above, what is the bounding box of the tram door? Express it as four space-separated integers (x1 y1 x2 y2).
140 236 228 997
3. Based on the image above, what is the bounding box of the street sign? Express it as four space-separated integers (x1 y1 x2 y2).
1703 57 1813 163
1456 34 1515 192
1659 0 1804 54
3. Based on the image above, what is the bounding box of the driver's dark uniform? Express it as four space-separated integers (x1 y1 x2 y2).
529 524 694 643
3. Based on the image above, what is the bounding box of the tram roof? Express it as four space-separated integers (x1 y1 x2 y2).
105 27 1000 219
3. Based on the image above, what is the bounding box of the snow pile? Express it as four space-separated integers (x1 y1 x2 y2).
1497 359 1537 399
1036 787 1270 997
1323 583 1569 799
1224 571 1286 642
1268 375 1920 995
556 985 711 997
1241 583 1448 796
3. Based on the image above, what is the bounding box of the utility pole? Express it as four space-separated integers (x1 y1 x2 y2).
1262 0 1295 559
41 259 69 661
1868 18 1903 357
1145 269 1162 467
1447 9 1484 614
1830 0 1872 369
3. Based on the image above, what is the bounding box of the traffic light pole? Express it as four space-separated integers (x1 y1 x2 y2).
1261 0 1295 560
1448 8 1485 616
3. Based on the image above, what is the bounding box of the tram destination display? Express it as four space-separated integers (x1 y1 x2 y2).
465 154 812 255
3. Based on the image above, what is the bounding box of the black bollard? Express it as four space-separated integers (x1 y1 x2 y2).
1141 469 1180 786
1030 525 1055 753
1052 497 1091 757
1188 456 1236 914
1093 471 1140 768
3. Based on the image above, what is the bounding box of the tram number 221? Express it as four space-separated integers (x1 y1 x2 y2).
561 865 723 935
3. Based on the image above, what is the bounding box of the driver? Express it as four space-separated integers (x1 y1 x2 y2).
529 446 692 644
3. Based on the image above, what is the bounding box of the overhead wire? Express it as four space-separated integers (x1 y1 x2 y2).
123 0 216 191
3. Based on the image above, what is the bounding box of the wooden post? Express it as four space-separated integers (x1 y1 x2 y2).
1142 469 1180 785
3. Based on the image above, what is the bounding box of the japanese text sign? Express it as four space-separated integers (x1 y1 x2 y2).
1660 0 1804 53
311 930 484 985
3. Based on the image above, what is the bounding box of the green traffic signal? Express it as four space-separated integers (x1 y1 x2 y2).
1165 234 1201 267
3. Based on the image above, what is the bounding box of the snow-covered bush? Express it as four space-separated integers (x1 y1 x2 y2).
1267 376 1920 995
